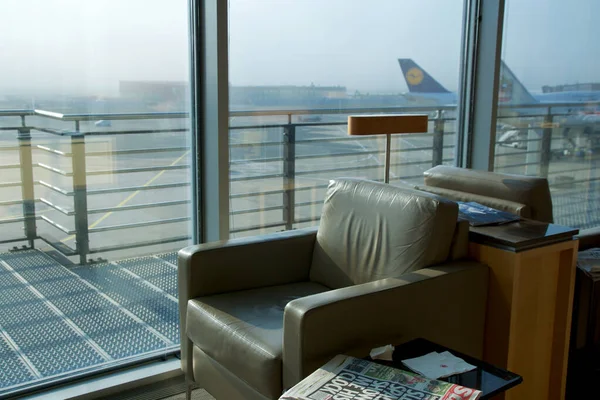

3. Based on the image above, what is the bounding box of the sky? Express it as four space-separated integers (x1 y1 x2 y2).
0 0 598 97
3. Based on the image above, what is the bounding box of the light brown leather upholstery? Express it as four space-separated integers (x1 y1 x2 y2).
416 185 532 218
579 227 600 251
179 178 489 400
310 179 459 288
422 165 553 222
419 165 600 249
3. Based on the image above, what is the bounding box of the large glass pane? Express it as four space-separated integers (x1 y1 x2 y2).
228 0 466 237
0 0 192 396
493 0 600 229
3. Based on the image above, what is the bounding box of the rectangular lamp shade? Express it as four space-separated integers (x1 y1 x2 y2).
348 114 428 135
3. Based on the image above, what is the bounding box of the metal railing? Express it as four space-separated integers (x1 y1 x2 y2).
0 101 598 263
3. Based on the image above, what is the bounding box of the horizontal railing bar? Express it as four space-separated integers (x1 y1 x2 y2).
389 159 436 167
33 126 188 137
390 176 423 182
0 237 31 245
0 182 22 188
0 146 20 151
88 199 191 214
40 215 74 234
230 157 283 165
296 149 381 160
548 167 598 176
86 146 187 156
230 188 285 199
295 184 329 192
230 105 456 117
495 137 542 144
34 109 188 121
39 198 73 216
86 182 190 195
495 150 541 158
294 216 321 225
0 199 25 207
230 173 283 182
88 217 190 233
295 136 381 145
37 163 71 176
230 221 286 234
36 145 71 156
391 146 438 154
86 164 189 176
229 140 282 148
39 180 72 196
88 216 190 233
230 121 346 130
296 164 381 176
84 128 188 136
0 109 34 117
0 216 37 225
88 235 191 254
0 164 20 170
550 176 600 187
295 200 322 207
495 162 539 169
231 205 284 215
498 100 600 109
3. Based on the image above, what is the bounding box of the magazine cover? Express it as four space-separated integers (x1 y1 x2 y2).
280 354 481 400
456 201 521 226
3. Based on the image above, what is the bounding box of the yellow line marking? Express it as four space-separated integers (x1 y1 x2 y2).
61 150 190 243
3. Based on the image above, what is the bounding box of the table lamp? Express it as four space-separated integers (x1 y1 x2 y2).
348 114 428 183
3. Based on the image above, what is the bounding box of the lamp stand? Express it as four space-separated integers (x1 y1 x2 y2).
384 133 391 184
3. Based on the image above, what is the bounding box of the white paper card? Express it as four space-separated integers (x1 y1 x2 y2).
401 351 476 379
369 344 394 361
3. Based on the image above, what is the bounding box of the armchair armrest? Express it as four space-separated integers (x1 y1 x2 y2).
282 261 488 388
578 226 600 251
179 227 317 378
416 185 531 218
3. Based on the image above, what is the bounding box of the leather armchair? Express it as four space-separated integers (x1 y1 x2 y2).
417 165 600 249
178 178 489 400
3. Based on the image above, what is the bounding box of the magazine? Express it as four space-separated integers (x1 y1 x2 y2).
577 248 600 275
456 201 521 226
280 354 481 400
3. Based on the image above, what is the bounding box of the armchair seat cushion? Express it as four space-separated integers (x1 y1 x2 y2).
186 282 329 398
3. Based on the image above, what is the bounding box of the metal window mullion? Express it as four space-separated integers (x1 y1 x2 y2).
195 0 229 243
461 0 506 170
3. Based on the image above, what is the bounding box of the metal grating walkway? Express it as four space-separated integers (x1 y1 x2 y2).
0 249 179 398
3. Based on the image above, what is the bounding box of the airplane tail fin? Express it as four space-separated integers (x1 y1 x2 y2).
498 61 537 104
398 59 450 93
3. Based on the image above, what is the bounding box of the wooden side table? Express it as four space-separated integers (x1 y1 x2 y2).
468 220 579 400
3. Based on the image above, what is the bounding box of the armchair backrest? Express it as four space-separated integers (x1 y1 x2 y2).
423 165 554 223
309 178 459 289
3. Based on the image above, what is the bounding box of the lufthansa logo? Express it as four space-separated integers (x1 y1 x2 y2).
406 68 424 85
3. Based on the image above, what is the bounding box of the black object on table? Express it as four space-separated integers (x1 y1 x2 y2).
369 338 523 400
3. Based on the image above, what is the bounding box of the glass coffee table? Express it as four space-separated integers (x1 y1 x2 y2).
370 338 523 399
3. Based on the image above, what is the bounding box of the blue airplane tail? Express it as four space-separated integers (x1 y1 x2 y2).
498 61 538 104
398 59 450 93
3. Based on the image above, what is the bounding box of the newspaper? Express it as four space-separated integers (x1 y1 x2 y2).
280 354 481 400
456 201 521 226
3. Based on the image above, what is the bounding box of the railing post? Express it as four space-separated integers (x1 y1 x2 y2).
432 109 445 167
283 120 296 231
71 128 90 264
540 107 553 178
17 125 37 247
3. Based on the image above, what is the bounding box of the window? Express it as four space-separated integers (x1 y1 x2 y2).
228 0 466 237
0 1 192 396
493 0 600 229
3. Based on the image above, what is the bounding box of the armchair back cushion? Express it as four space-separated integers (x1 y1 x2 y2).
310 178 459 289
423 165 553 222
